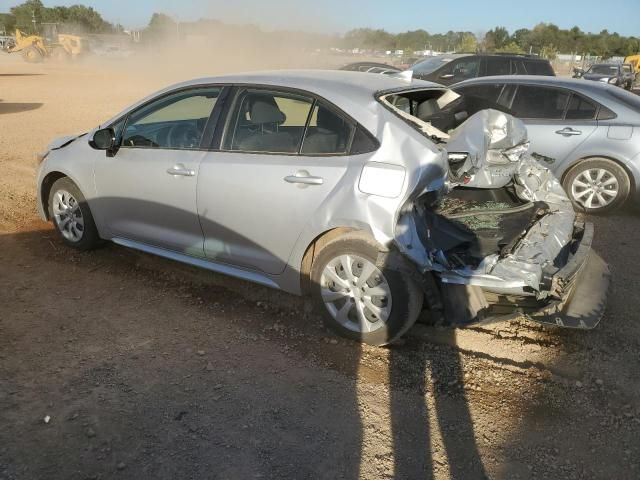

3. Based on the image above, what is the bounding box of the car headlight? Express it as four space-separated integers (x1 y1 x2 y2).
598 77 610 83
608 77 619 84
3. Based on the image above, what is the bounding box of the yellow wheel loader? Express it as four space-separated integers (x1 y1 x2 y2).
5 24 87 63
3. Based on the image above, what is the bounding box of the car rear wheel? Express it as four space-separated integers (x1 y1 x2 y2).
310 232 423 346
48 177 101 250
563 158 630 214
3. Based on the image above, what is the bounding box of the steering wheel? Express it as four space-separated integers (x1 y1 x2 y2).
167 123 201 149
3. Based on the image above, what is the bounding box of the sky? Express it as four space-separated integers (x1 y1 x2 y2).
2 0 638 36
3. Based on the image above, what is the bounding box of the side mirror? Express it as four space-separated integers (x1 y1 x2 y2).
89 127 116 154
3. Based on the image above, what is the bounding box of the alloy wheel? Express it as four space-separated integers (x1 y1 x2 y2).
52 189 85 242
570 168 619 210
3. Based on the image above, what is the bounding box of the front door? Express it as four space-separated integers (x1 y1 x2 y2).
93 86 222 256
197 88 355 275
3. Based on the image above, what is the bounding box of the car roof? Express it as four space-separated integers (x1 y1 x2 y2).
454 75 607 91
170 69 437 98
104 70 444 136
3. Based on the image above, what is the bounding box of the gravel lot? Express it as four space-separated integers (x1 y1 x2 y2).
1 53 639 479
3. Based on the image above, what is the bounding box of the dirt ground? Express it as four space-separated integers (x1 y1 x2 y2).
1 52 639 480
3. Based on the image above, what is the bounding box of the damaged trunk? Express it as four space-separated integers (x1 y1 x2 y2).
380 87 605 327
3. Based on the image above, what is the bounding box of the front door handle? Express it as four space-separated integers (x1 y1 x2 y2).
284 171 324 186
555 127 582 137
167 164 195 177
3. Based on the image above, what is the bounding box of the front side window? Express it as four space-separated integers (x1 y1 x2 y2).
122 88 220 149
510 85 570 119
456 84 504 103
224 89 314 153
439 57 480 81
301 103 354 155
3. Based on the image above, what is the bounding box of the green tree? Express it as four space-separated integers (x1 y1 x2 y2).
484 26 510 51
495 41 525 54
456 32 477 53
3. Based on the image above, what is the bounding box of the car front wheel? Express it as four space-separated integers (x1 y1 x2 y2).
310 232 423 346
563 158 631 214
48 177 101 250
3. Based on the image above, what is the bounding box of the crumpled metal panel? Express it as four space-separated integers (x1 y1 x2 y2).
446 109 529 189
396 108 577 293
487 157 576 291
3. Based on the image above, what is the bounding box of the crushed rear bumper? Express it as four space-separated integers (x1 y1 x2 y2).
528 222 610 329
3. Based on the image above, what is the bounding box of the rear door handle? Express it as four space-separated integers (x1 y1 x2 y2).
555 127 582 137
167 164 195 177
284 173 324 186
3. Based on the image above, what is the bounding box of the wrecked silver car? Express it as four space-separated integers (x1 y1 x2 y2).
35 71 610 345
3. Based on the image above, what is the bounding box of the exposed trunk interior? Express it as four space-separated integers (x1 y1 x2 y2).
422 187 551 267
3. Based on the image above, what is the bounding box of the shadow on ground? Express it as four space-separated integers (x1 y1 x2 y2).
0 217 490 479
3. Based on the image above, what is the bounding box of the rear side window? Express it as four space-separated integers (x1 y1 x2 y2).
524 60 555 76
565 94 597 120
512 60 528 75
301 102 354 155
456 84 504 103
350 125 379 155
224 89 314 153
511 85 570 119
484 57 511 76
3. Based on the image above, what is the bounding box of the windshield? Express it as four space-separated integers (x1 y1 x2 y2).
411 56 456 75
587 65 619 75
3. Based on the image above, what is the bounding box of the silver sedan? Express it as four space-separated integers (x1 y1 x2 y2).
36 71 609 345
454 75 640 213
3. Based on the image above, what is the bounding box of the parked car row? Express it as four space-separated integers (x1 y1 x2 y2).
574 63 636 90
340 54 640 213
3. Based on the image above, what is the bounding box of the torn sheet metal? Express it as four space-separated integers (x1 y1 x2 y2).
394 107 576 293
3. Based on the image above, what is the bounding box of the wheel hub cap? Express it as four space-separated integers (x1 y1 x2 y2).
320 255 392 334
52 189 84 242
571 168 619 209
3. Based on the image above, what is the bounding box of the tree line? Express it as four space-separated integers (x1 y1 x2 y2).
342 24 640 58
0 0 116 35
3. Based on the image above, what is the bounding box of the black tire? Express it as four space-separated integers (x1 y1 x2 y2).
562 158 631 214
21 46 43 63
48 177 101 250
310 232 423 346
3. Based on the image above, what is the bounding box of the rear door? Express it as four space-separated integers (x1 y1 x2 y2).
197 87 356 275
503 84 597 167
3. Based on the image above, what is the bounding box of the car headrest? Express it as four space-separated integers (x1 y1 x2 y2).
417 99 439 119
249 98 286 125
